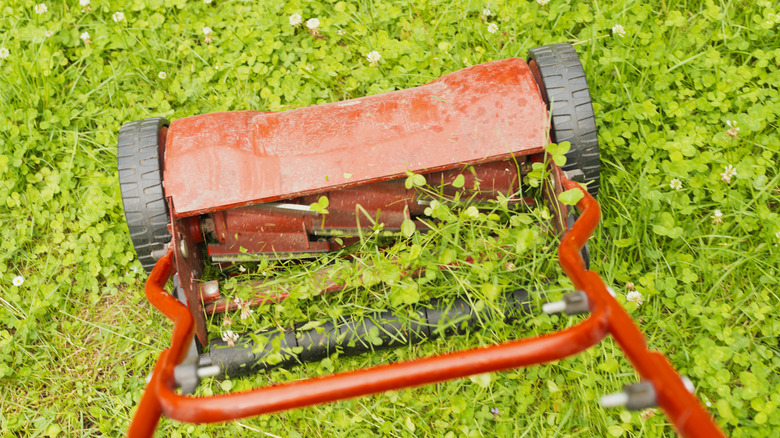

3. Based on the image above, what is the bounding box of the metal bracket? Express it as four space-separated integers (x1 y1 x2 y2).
171 274 220 394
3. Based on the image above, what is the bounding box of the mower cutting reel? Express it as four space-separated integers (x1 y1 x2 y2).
117 43 723 437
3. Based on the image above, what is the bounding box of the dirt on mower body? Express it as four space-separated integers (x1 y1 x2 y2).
117 43 723 437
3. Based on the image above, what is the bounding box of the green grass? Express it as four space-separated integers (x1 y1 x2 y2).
1 0 779 436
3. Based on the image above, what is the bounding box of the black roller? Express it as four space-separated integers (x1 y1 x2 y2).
296 320 339 363
207 288 537 378
209 330 300 378
425 297 478 337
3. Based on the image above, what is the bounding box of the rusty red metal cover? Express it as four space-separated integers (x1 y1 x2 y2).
163 58 548 216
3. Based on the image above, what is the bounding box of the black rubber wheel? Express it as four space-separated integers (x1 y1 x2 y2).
528 43 600 197
117 117 171 274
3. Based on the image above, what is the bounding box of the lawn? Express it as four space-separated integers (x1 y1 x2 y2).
1 0 779 436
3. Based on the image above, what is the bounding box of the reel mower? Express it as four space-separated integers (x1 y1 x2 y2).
118 43 724 437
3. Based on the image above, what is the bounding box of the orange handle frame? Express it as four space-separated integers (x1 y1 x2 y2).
128 179 725 438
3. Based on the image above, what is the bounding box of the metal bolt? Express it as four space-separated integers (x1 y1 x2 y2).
600 377 693 411
179 239 188 259
600 391 630 408
600 381 657 411
543 290 590 315
201 216 216 235
197 365 221 378
201 280 220 302
542 300 566 314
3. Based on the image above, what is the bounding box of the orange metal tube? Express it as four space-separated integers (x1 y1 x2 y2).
558 181 724 437
128 178 725 437
159 312 608 423
127 249 176 438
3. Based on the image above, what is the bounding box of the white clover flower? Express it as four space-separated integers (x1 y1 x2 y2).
482 8 492 17
669 178 683 190
626 290 644 306
712 209 723 225
537 0 550 5
79 0 90 6
233 297 254 320
221 330 239 347
44 30 53 38
158 71 167 79
487 23 499 34
112 11 125 23
0 47 9 60
289 13 302 27
80 31 90 43
366 50 381 66
34 4 48 14
612 24 626 37
13 276 25 287
720 164 737 183
725 120 740 138
203 27 214 43
240 305 253 320
306 18 320 34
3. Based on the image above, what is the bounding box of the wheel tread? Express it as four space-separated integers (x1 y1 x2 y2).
117 117 171 273
528 43 600 197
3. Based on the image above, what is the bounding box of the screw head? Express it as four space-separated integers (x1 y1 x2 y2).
179 239 188 259
201 280 220 302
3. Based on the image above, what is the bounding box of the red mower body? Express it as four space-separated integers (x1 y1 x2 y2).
164 58 548 216
117 43 724 437
161 58 563 346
